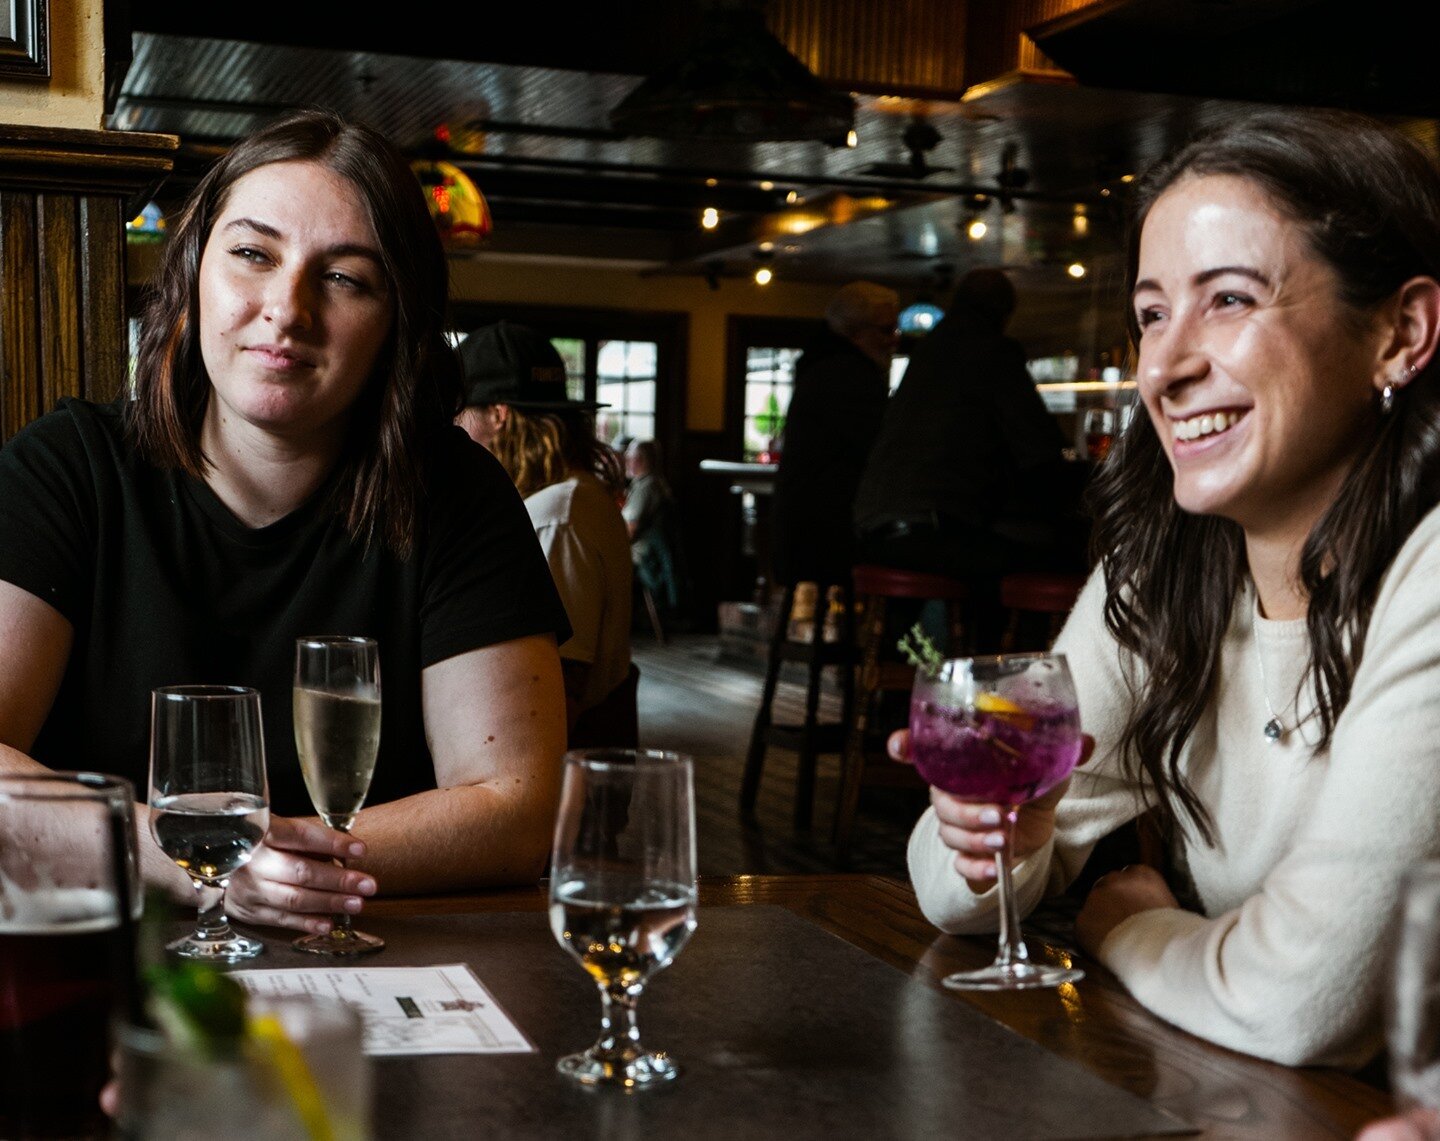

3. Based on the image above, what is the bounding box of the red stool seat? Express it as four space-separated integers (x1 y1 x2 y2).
852 563 971 602
832 564 973 858
999 571 1087 614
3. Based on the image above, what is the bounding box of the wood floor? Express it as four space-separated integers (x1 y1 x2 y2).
631 633 927 880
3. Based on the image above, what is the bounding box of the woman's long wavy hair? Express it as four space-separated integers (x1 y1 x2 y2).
125 108 461 558
490 407 625 500
1090 108 1440 844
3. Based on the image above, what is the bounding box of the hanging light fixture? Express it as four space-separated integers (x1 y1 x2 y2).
411 127 492 249
609 4 854 143
411 158 492 248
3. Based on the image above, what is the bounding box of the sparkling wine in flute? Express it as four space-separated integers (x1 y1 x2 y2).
294 688 381 830
551 880 697 990
151 792 269 884
292 635 385 956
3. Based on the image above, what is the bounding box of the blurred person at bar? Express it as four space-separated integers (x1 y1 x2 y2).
623 437 685 625
903 107 1440 1068
770 281 899 594
0 110 571 938
456 321 636 748
853 267 1073 651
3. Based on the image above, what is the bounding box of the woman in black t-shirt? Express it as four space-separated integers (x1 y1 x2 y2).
0 111 570 937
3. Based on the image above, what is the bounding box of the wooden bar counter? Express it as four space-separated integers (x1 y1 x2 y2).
358 874 1391 1139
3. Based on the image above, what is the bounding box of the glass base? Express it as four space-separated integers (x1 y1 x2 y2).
942 962 1084 991
167 931 264 962
556 1048 680 1089
292 928 386 956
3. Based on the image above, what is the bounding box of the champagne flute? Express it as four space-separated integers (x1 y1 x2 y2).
549 748 697 1088
910 653 1085 990
292 635 384 956
149 685 269 962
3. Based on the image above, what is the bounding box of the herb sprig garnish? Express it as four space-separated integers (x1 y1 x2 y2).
898 623 945 680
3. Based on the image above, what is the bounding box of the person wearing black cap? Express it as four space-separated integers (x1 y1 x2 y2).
456 320 637 747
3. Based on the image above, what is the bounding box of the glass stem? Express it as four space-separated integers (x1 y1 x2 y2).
330 844 355 940
194 881 236 944
992 807 1031 971
592 985 644 1061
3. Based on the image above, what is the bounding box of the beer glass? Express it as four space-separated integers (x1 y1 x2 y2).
0 772 139 1140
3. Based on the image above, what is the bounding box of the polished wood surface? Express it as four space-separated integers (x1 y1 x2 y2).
368 874 1391 1140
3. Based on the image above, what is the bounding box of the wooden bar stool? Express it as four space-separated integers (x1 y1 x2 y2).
740 578 857 830
833 564 970 857
998 570 1088 651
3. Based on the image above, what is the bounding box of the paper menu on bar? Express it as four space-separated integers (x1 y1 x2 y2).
231 963 534 1056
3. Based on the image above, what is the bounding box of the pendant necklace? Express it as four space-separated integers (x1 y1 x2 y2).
1254 634 1289 745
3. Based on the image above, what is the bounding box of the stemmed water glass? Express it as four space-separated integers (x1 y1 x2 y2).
910 653 1085 990
1387 860 1440 1136
292 635 385 956
149 685 270 962
548 748 697 1088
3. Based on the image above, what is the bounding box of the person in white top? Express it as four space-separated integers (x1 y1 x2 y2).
455 321 635 741
902 106 1440 1070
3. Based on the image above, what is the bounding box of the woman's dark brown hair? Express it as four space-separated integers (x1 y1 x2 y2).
1090 107 1440 844
126 108 460 557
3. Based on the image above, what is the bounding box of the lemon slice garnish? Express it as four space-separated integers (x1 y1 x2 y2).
975 693 1025 715
975 692 1036 731
248 1012 334 1141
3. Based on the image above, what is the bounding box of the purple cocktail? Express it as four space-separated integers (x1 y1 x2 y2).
909 695 1081 805
910 653 1086 991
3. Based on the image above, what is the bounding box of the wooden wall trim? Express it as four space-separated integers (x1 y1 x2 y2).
0 125 175 439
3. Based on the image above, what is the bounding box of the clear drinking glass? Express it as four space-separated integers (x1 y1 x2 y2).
1387 861 1440 1138
292 635 385 956
910 653 1085 990
549 748 697 1088
150 685 269 962
1 772 139 1140
117 993 371 1140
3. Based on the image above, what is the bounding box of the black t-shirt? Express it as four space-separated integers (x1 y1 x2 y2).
0 398 571 816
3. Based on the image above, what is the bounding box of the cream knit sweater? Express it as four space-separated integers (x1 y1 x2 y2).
908 504 1440 1067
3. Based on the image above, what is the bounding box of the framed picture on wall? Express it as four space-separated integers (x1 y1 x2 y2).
1 0 49 79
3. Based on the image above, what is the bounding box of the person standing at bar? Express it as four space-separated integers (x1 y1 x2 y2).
852 268 1072 649
770 281 900 596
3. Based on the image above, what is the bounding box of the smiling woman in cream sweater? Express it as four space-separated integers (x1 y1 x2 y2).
906 107 1440 1068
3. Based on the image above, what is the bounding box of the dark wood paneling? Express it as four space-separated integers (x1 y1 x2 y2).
38 193 80 417
80 196 129 404
0 192 40 438
0 125 175 440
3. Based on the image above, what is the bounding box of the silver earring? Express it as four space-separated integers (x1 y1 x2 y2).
1381 384 1396 414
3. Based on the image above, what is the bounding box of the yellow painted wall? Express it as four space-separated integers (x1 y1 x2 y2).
1 0 107 129
448 256 843 433
128 244 848 434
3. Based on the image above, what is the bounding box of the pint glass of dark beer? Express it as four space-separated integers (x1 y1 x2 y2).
1 772 139 1140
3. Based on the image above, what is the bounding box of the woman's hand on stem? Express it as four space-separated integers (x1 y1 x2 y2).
888 729 1094 892
225 816 377 934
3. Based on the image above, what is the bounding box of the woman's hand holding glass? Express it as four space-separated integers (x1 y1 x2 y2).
890 727 1093 891
224 816 377 936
